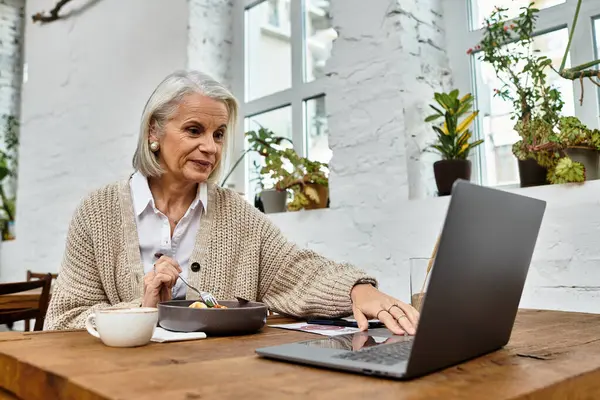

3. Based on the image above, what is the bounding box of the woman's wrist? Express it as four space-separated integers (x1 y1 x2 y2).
350 283 376 303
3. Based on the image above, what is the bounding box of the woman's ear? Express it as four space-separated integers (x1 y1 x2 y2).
149 119 159 142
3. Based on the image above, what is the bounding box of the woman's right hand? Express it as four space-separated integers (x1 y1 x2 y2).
142 255 182 308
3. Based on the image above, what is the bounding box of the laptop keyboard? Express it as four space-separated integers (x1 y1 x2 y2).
332 340 413 365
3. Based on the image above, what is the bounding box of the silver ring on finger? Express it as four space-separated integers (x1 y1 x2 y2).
376 309 387 320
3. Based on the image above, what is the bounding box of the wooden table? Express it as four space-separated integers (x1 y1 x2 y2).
0 288 43 311
1 309 600 399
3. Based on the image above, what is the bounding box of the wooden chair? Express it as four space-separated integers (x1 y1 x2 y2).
0 274 53 331
23 271 57 331
27 270 58 281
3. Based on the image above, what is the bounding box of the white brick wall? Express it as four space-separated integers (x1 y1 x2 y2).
0 0 24 119
326 0 451 210
187 0 233 86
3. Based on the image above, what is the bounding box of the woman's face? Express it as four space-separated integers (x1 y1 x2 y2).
151 93 228 184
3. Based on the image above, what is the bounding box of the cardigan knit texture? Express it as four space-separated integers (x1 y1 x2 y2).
44 179 377 330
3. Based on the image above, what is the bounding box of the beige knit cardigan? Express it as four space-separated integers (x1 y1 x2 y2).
44 178 377 330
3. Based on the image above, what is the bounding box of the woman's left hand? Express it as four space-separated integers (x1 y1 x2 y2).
350 284 419 336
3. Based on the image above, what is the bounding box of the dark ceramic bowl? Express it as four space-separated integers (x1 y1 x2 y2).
157 299 268 336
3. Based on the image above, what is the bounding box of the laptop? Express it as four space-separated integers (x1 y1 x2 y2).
255 180 546 380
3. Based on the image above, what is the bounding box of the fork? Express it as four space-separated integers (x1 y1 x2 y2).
178 275 219 307
154 252 219 307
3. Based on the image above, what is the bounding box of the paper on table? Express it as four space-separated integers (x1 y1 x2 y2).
268 322 361 337
151 327 207 343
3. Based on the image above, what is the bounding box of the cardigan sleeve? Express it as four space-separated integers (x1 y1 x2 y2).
257 214 378 318
44 200 142 331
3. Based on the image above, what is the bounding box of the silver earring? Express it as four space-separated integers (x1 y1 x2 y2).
149 142 159 152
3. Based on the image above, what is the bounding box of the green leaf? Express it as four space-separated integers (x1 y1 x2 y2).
468 139 484 148
432 126 447 137
430 145 447 156
434 93 449 110
456 99 473 117
449 89 459 99
425 114 442 122
441 93 454 110
444 113 456 135
0 166 10 182
429 105 444 115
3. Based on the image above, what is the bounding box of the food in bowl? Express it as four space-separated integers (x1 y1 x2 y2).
189 301 228 309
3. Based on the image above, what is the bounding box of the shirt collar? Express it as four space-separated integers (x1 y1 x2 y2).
130 171 207 216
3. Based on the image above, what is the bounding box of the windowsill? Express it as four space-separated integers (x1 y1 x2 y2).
261 24 291 41
425 179 600 205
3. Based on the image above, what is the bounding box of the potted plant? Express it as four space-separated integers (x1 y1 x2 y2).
220 127 292 213
425 90 483 196
556 116 600 181
262 148 329 211
512 115 600 184
471 3 564 187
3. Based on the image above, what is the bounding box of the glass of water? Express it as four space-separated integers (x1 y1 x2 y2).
409 257 434 312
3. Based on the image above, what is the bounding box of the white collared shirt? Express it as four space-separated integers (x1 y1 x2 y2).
129 171 207 299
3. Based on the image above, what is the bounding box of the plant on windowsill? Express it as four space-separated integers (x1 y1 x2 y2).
515 116 600 184
470 3 564 188
425 90 483 196
261 148 329 211
220 127 292 213
555 117 600 181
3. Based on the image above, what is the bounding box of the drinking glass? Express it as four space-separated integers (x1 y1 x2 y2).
409 257 434 312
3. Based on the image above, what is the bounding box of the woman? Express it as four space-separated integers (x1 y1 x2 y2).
44 70 419 335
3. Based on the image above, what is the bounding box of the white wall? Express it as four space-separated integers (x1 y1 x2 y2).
0 0 189 282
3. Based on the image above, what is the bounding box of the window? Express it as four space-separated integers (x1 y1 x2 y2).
245 106 293 195
233 0 336 201
445 0 600 188
470 0 566 30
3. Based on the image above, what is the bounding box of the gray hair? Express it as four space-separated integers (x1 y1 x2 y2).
132 70 239 184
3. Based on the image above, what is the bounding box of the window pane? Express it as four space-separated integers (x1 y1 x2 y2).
245 0 292 101
474 28 574 186
596 19 600 56
304 96 331 163
245 106 293 201
470 0 565 30
595 18 600 114
304 0 337 82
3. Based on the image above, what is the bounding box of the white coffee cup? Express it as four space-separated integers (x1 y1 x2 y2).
85 307 158 347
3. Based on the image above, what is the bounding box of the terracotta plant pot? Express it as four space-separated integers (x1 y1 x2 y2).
433 159 471 196
518 158 549 188
564 147 600 181
303 183 329 210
